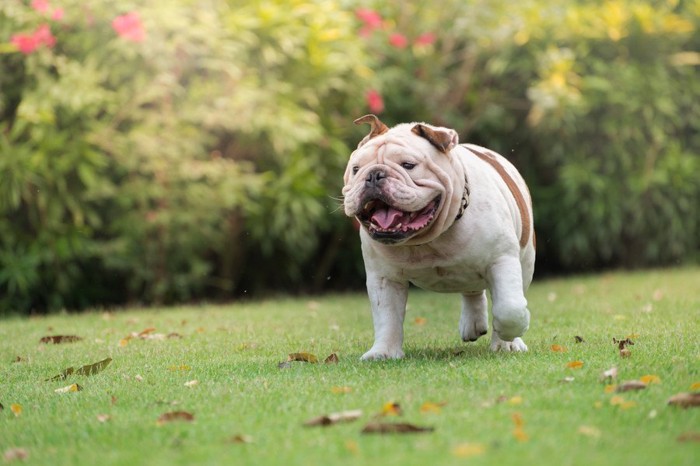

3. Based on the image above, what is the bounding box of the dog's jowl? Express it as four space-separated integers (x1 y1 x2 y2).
343 115 535 360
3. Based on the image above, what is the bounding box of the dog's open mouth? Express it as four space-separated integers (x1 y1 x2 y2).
357 196 440 242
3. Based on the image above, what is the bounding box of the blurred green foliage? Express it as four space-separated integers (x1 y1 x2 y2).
0 0 698 312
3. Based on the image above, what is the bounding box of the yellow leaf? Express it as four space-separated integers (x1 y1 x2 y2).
620 401 637 410
420 401 447 413
288 353 318 363
452 442 487 458
168 364 191 371
550 344 567 353
119 338 130 347
513 427 529 442
508 396 523 406
639 375 661 385
566 360 584 369
331 386 352 394
690 382 700 391
414 317 427 325
610 395 625 406
380 402 402 416
604 385 617 394
625 333 640 339
578 425 601 438
511 412 524 428
10 403 22 416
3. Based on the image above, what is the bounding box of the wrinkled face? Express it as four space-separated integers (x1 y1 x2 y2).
342 120 461 246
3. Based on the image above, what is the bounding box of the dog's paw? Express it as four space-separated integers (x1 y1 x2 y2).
489 336 528 352
360 347 405 361
460 316 488 342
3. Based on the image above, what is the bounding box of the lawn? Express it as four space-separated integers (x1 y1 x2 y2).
1 267 699 465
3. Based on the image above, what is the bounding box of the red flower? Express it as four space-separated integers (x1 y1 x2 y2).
355 8 382 29
415 32 437 46
389 33 408 49
112 12 146 42
10 23 55 54
51 8 65 21
365 89 385 114
31 0 50 14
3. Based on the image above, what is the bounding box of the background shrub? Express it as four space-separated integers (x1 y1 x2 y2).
0 0 698 312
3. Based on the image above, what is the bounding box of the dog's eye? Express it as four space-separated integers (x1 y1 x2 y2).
401 162 416 170
352 166 359 175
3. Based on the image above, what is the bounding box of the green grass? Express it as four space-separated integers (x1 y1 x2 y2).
1 268 699 465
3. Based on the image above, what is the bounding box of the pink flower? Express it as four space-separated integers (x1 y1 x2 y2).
389 33 408 49
365 89 385 114
355 8 382 29
51 8 65 21
10 23 55 54
415 32 437 46
112 12 146 42
31 0 50 14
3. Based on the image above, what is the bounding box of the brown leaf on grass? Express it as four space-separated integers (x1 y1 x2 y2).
574 335 585 343
639 375 661 385
361 422 434 434
39 335 82 344
690 382 700 391
414 317 427 325
304 409 363 427
512 413 529 442
667 392 700 408
613 337 634 350
324 353 339 364
0 402 3 411
550 344 567 353
3 448 29 462
619 348 632 358
157 411 195 425
616 381 647 392
566 360 584 369
228 434 253 444
331 386 352 394
47 357 112 381
14 356 27 363
288 352 318 363
677 432 700 443
277 361 292 369
137 327 156 337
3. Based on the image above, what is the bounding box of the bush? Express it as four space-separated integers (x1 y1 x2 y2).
1 0 698 312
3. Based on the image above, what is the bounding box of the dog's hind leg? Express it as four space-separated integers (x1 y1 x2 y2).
460 291 489 342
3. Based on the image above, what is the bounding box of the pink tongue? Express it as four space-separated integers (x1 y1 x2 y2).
372 207 405 229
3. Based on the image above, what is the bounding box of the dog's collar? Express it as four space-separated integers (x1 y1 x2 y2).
454 173 470 222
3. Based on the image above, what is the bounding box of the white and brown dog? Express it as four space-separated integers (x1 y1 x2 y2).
343 115 535 360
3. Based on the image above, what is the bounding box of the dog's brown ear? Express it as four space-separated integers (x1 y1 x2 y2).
354 114 389 147
411 124 459 153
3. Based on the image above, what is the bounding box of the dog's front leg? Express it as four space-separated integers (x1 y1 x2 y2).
487 256 530 352
361 272 409 360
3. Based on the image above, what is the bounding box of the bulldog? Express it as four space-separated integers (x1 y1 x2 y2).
342 115 536 360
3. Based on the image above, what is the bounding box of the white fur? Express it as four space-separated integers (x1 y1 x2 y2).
343 122 535 360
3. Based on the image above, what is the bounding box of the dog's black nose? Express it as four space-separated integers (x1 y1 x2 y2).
365 169 387 187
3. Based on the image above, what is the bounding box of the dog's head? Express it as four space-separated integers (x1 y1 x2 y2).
342 115 466 245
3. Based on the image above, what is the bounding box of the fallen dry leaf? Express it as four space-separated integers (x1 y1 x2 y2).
344 440 360 455
288 352 318 363
614 337 634 349
600 367 618 383
677 432 700 443
566 361 584 369
667 392 700 409
578 425 602 438
39 335 82 344
620 348 632 358
10 403 22 417
420 401 447 413
604 385 617 394
96 414 111 423
574 335 585 343
324 353 339 364
550 344 567 353
304 409 363 427
184 380 199 387
561 376 575 383
54 383 82 394
137 327 156 337
277 361 292 370
157 411 195 425
610 396 636 409
690 382 700 391
167 332 183 339
414 317 427 325
3 448 29 462
452 442 486 458
507 396 523 406
228 434 253 444
639 375 661 385
168 364 191 371
0 402 3 411
361 422 434 434
331 386 352 394
511 412 529 441
47 357 112 381
378 401 402 417
616 380 647 392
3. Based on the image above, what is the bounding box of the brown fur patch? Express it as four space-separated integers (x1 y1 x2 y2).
469 148 532 249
